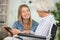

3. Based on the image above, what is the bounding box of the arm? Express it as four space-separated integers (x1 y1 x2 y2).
9 21 20 35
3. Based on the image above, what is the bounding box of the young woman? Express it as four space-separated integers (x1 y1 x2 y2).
9 4 39 35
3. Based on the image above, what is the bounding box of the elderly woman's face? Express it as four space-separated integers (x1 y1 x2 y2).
21 7 30 20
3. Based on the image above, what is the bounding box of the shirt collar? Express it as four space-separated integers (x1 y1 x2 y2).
41 14 52 20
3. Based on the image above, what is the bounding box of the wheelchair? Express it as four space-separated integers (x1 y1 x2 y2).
14 24 57 40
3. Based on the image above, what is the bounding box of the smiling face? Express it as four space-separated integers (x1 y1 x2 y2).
18 4 32 30
21 7 30 20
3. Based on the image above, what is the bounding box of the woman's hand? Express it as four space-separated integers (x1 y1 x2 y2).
2 25 20 36
10 29 20 35
23 30 30 34
2 25 8 32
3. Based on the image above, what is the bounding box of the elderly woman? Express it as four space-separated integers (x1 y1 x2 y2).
33 0 56 40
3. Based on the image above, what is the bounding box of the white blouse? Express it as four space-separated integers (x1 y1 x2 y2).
35 14 56 38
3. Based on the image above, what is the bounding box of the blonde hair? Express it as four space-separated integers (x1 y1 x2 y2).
18 4 32 30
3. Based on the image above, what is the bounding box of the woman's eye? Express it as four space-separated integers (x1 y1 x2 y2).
22 11 25 13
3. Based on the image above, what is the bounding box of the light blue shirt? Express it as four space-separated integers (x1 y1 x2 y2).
13 20 39 33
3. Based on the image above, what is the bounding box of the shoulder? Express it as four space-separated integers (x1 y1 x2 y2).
49 13 55 18
46 14 55 21
32 19 39 26
13 21 22 29
49 14 55 20
13 21 19 24
13 21 22 26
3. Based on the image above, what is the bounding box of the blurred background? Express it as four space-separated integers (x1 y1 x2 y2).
0 0 60 40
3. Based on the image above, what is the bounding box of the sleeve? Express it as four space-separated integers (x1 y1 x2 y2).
31 20 39 32
12 21 18 29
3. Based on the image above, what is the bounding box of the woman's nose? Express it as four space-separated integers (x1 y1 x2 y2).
25 11 28 14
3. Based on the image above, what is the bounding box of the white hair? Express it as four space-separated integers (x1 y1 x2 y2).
33 0 56 11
